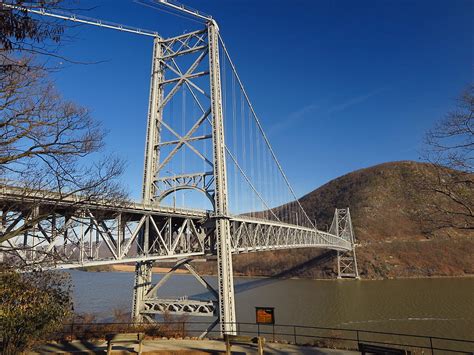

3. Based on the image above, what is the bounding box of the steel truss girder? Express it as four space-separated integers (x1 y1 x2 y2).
0 193 210 268
229 218 351 253
0 196 353 268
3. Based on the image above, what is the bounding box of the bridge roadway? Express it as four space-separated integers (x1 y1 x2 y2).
0 185 351 269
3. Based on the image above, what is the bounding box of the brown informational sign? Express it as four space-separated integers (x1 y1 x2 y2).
255 307 275 324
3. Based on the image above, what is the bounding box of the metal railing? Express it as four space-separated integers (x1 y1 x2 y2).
54 321 474 354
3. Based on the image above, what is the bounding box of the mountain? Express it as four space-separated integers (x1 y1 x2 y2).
196 161 473 279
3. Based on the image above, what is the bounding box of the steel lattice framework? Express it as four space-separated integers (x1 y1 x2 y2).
0 1 360 337
330 208 360 279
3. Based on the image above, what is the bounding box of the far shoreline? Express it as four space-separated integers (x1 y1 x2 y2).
77 264 474 281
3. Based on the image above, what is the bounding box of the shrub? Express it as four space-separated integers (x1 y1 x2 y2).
0 267 72 354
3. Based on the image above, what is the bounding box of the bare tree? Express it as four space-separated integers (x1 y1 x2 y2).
0 2 127 250
425 85 473 173
1 1 65 71
418 85 474 232
0 55 124 197
0 3 126 347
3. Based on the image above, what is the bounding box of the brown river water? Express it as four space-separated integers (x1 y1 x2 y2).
70 271 474 341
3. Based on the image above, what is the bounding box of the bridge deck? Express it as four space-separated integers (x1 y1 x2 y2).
0 186 351 269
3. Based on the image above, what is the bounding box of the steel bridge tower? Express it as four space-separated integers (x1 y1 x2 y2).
132 19 237 335
331 208 360 279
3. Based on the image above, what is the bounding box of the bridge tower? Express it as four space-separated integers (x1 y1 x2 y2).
132 18 237 335
330 208 360 279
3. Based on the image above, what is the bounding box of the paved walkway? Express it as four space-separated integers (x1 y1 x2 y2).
31 338 360 354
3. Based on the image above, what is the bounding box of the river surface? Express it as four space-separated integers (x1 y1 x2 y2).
69 271 474 340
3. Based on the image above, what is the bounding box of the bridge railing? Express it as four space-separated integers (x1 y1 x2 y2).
52 321 474 354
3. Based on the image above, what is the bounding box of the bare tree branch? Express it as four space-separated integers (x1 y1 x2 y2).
0 2 128 255
417 85 474 233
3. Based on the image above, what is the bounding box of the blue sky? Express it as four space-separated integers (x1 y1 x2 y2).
49 0 472 200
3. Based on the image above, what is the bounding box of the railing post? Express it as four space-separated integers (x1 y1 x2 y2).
293 325 297 344
356 329 360 343
257 323 260 336
430 336 434 355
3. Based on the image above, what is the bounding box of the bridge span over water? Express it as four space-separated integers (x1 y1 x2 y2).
0 1 359 337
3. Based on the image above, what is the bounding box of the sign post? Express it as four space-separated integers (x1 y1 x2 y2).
256 307 275 341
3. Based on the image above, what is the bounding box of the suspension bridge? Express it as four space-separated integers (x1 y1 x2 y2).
0 1 359 336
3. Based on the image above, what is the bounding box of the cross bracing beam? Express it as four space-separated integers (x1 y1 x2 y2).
141 298 216 316
140 27 216 207
137 258 219 327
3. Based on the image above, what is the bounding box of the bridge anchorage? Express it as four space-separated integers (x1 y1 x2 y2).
0 0 359 337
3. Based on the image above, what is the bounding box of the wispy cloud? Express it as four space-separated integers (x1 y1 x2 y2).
328 87 387 113
268 87 387 137
288 102 320 120
269 102 320 135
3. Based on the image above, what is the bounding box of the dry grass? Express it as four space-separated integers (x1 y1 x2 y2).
57 311 189 342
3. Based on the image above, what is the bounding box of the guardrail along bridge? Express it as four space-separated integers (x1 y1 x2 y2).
0 1 359 337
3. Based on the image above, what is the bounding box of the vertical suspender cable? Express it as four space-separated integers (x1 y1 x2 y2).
269 150 275 220
256 128 261 216
182 86 186 207
218 34 314 228
170 90 174 183
232 71 238 214
248 101 255 217
241 90 246 216
264 148 268 220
